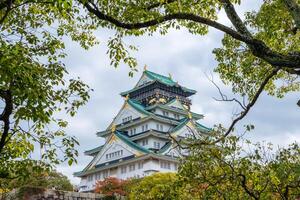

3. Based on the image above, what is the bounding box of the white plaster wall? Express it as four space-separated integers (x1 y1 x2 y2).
114 106 142 125
79 159 178 192
125 120 174 136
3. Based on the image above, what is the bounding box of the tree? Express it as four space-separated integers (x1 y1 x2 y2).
95 177 129 200
79 0 300 141
179 127 300 199
128 172 204 200
0 0 97 181
1 169 74 192
128 173 179 200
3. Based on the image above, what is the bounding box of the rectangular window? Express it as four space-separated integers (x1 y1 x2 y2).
142 125 144 132
122 116 132 123
156 124 159 130
160 124 163 131
142 139 148 146
145 124 148 130
121 166 127 174
138 162 143 169
154 141 160 149
133 128 136 134
103 170 109 178
129 164 135 171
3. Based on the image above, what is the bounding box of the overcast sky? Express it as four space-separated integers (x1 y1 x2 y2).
56 1 300 184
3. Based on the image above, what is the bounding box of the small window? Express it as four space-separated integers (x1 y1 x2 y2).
121 166 127 174
160 124 163 131
129 164 135 171
103 170 109 178
142 139 148 146
156 124 159 130
145 124 148 130
138 162 143 169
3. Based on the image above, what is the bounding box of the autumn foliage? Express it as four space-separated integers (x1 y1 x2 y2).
95 177 128 197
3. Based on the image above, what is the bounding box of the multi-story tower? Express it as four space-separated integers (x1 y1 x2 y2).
74 68 210 192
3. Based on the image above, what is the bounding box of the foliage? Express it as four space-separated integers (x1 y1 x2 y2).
0 169 73 192
0 0 97 182
95 177 129 200
179 128 300 199
128 173 179 200
81 0 300 97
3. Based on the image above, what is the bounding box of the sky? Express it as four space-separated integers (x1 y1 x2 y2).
56 1 300 184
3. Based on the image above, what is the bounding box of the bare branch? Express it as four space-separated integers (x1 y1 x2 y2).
206 73 247 110
213 67 281 144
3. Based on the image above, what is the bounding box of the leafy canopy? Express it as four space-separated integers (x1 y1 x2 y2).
0 0 97 181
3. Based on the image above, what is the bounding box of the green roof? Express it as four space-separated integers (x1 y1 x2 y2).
171 118 190 133
196 122 212 133
158 142 172 154
144 70 175 86
121 70 196 96
115 131 151 154
84 145 104 156
145 70 196 93
127 99 151 115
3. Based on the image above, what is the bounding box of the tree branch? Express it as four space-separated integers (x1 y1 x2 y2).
213 67 280 144
83 1 300 69
0 89 13 154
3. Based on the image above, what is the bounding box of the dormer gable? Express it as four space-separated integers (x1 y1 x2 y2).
107 99 150 130
85 131 150 171
165 98 188 110
135 73 153 88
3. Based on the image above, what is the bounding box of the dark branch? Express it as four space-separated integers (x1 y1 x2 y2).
83 1 300 69
238 173 259 200
0 89 13 154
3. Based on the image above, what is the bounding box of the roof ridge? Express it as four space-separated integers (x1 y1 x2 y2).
115 131 151 153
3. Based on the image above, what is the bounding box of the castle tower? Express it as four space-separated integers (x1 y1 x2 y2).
74 69 210 192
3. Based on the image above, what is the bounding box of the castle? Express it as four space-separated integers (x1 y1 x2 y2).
74 68 210 192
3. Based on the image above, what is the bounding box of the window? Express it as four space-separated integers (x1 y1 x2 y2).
129 129 133 136
160 161 171 169
122 116 132 123
142 124 149 132
103 170 109 178
138 162 143 169
88 175 94 181
156 123 159 130
173 113 180 119
106 150 123 160
142 139 148 146
133 128 136 134
121 166 127 174
95 172 101 180
163 111 169 116
154 141 160 149
174 163 178 170
129 164 135 171
160 124 163 131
